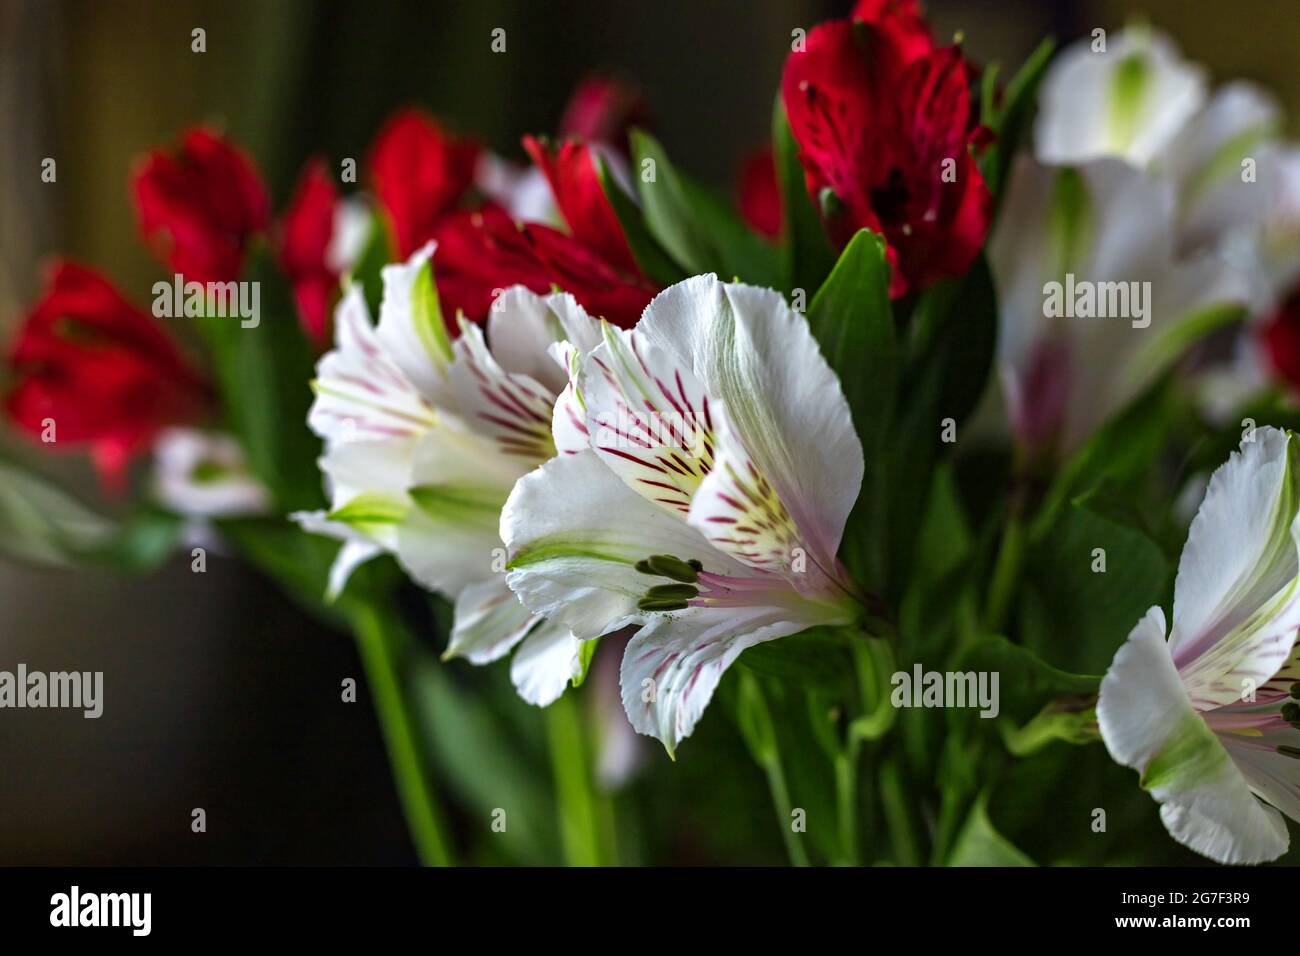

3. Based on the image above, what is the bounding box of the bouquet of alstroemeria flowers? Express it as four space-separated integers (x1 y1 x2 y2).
11 0 1300 868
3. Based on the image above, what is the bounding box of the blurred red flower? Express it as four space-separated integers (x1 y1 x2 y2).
279 159 340 347
368 108 480 258
1262 285 1300 393
558 74 648 154
6 262 208 489
132 127 270 284
737 145 782 240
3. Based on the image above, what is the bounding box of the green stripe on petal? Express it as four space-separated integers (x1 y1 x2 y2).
328 492 409 536
1141 709 1231 792
411 257 454 367
1105 52 1151 153
410 483 506 530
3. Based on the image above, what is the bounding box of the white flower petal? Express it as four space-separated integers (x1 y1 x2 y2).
445 577 536 664
326 196 372 275
319 437 420 504
1035 26 1207 168
619 607 809 756
376 243 457 406
310 286 437 443
486 287 600 394
633 276 864 569
1098 605 1288 864
549 341 592 456
290 512 385 601
687 409 805 577
991 157 1247 451
1170 427 1300 708
1165 83 1281 253
510 620 583 707
501 450 753 639
327 539 385 601
584 322 719 516
394 424 520 597
449 320 558 465
151 428 269 518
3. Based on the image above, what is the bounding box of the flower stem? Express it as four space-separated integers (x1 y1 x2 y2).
834 746 861 865
545 690 606 866
763 745 810 867
984 512 1025 634
879 758 919 866
348 599 454 867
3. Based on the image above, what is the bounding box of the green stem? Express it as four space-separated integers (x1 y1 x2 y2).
834 746 861 865
545 691 605 866
984 513 1025 634
348 600 454 867
879 759 919 866
762 746 810 867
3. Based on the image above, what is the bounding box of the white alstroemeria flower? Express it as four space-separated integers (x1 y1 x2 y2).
500 275 866 754
1034 25 1207 170
152 427 269 518
326 196 374 276
1163 82 1282 257
1099 426 1300 864
990 155 1247 452
293 243 602 706
1220 149 1300 316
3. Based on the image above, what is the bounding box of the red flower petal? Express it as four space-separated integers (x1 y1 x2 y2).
131 127 269 284
5 262 208 488
279 159 340 346
522 135 642 277
369 108 480 258
1263 285 1300 393
736 146 782 240
558 75 648 153
782 20 990 296
430 205 652 328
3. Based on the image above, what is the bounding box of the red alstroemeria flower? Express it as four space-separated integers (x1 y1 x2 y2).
431 205 654 328
782 18 991 296
737 145 782 240
1262 285 1300 393
369 108 480 258
522 135 643 277
6 262 208 489
279 159 340 347
132 127 270 284
558 74 648 154
850 0 936 64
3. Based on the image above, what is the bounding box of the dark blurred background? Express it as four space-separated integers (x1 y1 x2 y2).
1 0 1298 864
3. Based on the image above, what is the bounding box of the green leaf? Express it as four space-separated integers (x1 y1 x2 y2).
1022 503 1169 674
948 794 1036 866
91 508 185 573
737 626 856 694
883 256 998 599
631 129 781 287
0 460 117 566
982 38 1056 201
772 96 836 294
594 154 686 288
348 211 393 319
412 658 560 864
1031 376 1173 540
195 246 323 512
807 230 897 585
958 633 1099 726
